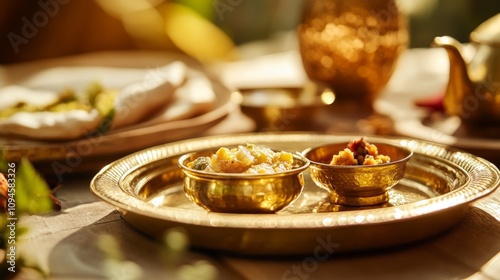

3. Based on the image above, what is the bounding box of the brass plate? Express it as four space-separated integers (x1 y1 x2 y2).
391 113 500 165
90 133 500 255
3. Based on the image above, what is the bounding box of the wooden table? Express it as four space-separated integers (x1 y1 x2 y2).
8 46 500 279
14 109 500 280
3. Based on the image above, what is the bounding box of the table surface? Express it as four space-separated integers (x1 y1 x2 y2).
8 44 500 280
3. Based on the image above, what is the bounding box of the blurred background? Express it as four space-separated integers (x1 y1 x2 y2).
0 0 498 64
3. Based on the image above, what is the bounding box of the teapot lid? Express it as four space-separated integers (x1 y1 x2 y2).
470 13 500 46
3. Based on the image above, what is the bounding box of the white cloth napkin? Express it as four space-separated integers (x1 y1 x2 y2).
112 61 187 129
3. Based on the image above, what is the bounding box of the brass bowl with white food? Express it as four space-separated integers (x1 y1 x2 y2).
178 144 310 213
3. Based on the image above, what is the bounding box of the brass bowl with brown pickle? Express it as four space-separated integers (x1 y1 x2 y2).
302 139 413 206
178 146 310 213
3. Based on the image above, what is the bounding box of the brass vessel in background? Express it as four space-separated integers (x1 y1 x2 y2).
298 0 408 113
433 13 500 125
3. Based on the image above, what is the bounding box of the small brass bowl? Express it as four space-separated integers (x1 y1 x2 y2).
239 84 334 131
178 149 310 213
302 142 413 206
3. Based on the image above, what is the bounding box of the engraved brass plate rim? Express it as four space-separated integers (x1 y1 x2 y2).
90 133 499 254
91 134 500 224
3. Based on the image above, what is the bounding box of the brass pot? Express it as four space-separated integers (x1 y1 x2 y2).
298 0 408 111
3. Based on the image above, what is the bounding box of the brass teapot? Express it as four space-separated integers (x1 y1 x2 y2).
433 13 500 124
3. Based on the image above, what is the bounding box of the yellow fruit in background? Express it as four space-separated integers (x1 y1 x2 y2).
163 3 238 62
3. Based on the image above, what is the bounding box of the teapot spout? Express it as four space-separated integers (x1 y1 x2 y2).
432 36 473 117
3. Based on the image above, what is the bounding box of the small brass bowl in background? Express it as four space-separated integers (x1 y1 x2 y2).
239 84 335 131
178 149 310 213
302 141 413 206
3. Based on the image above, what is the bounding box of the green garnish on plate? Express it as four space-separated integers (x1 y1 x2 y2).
0 81 117 119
